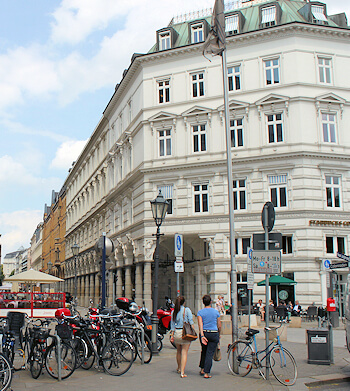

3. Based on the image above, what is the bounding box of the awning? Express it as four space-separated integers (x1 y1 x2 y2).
257 275 297 286
4 269 63 284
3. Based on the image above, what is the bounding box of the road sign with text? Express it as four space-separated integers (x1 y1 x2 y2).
251 250 281 274
329 261 349 270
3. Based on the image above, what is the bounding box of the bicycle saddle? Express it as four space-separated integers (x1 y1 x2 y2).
246 328 259 336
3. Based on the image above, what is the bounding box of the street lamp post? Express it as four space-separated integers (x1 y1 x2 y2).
71 243 80 303
150 190 168 354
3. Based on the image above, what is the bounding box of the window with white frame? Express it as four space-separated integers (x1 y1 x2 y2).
264 58 280 85
228 65 241 91
192 124 206 153
191 23 204 43
234 238 251 255
326 175 341 208
225 14 239 34
230 118 244 147
318 57 332 84
326 236 345 254
269 174 287 207
261 6 277 27
191 72 205 97
158 129 172 157
158 185 173 214
311 5 328 24
158 79 170 104
267 113 283 143
322 113 336 143
282 235 293 254
194 183 209 213
159 31 171 50
233 179 246 210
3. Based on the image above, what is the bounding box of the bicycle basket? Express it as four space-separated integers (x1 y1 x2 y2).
30 328 50 340
56 323 73 340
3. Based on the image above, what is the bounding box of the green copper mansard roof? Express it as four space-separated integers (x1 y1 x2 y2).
149 0 348 53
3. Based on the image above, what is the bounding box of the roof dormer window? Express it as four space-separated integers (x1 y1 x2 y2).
311 5 328 25
191 23 204 43
156 27 178 52
225 14 239 35
159 31 171 50
261 6 277 27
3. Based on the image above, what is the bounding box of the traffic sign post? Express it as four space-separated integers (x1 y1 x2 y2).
174 234 183 296
251 250 281 274
329 261 349 270
247 248 254 330
337 252 350 262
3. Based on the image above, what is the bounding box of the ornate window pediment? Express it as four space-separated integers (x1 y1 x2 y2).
181 106 212 129
315 93 346 118
148 111 177 133
218 99 249 123
255 94 289 119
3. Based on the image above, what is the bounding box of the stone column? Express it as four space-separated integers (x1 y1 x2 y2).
116 268 123 297
134 263 143 304
143 262 152 311
124 266 132 299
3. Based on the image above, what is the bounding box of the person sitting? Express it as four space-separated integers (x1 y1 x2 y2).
292 301 302 316
276 301 288 321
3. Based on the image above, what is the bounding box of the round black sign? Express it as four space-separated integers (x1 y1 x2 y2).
261 201 275 232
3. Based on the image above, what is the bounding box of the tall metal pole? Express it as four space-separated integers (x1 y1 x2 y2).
177 272 180 297
221 50 238 346
151 226 160 354
264 207 270 380
101 232 106 309
74 256 77 302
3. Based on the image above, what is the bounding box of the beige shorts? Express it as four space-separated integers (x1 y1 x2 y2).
173 329 191 346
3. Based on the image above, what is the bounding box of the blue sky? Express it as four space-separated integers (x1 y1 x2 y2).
0 0 349 259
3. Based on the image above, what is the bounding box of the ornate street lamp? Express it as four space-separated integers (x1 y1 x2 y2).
71 243 80 303
150 190 168 354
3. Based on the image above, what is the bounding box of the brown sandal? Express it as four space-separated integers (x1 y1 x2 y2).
180 374 187 378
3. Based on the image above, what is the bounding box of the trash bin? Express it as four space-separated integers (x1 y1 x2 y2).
329 310 339 328
307 328 332 365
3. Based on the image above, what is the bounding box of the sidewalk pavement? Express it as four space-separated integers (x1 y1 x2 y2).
11 320 350 391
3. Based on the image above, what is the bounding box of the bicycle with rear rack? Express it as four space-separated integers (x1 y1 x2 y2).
63 314 134 376
227 320 297 386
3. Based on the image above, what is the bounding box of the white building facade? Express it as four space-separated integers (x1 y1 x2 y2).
64 0 350 313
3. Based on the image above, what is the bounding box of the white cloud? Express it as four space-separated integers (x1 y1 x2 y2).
0 210 43 257
50 139 87 170
0 155 62 190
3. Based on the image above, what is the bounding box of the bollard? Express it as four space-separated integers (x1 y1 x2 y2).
329 323 334 364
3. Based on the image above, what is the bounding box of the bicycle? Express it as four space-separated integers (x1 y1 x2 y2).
63 315 134 376
227 321 297 386
0 353 12 391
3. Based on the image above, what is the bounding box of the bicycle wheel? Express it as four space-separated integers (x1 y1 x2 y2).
228 341 253 377
102 339 133 376
29 345 43 379
71 337 88 369
0 353 12 391
136 333 152 364
13 348 25 371
45 342 77 380
81 343 95 370
157 336 163 352
270 346 297 386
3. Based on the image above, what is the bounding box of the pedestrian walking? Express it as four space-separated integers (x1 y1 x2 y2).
215 295 224 314
198 294 221 379
170 296 194 378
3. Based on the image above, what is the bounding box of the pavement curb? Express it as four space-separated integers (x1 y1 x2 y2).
305 375 350 388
